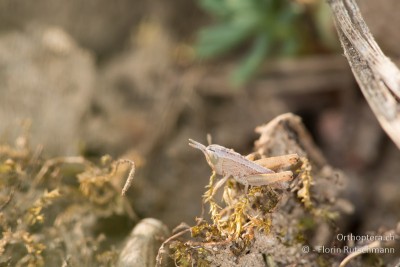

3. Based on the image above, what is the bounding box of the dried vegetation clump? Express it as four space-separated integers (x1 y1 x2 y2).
158 114 351 266
0 133 136 266
159 113 400 266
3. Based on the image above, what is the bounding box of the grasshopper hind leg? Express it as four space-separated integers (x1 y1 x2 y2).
245 171 293 187
253 154 299 171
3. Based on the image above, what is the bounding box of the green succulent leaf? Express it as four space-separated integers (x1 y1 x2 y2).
280 30 301 56
199 0 229 18
231 33 270 86
196 20 256 58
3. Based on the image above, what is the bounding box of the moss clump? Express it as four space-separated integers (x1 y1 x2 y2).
0 135 135 266
166 169 290 266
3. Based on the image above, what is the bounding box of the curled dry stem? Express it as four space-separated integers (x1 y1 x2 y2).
156 225 191 267
115 159 136 196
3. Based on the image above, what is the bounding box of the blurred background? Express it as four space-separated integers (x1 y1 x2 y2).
0 0 399 244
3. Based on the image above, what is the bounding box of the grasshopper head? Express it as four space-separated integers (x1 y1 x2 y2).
188 139 219 168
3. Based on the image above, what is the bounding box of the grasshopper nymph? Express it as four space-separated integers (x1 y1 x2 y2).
189 139 299 195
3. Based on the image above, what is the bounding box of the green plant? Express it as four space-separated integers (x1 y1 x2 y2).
196 0 331 86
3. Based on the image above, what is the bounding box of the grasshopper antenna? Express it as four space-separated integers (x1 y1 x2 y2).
206 133 212 145
188 139 207 153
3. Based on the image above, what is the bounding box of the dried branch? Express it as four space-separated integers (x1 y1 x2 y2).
327 0 400 148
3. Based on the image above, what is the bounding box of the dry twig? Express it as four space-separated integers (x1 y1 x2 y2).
327 0 400 148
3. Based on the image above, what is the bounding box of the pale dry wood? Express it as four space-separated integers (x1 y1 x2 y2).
118 218 170 267
327 0 400 148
